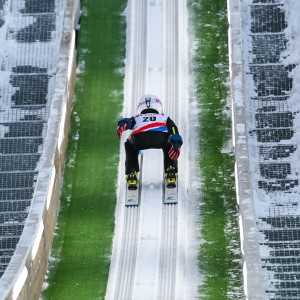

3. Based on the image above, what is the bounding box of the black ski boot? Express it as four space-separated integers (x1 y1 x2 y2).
165 166 177 188
126 170 138 190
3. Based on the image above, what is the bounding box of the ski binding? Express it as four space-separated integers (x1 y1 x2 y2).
125 152 143 206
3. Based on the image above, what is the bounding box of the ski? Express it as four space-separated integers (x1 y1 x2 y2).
125 184 140 206
125 152 143 206
163 179 178 204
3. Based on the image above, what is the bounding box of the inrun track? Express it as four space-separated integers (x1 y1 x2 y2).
105 0 199 299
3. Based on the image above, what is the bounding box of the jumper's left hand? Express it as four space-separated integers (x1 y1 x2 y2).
168 143 181 160
168 134 183 160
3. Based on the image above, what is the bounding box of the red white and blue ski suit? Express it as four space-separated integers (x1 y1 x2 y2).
117 109 182 175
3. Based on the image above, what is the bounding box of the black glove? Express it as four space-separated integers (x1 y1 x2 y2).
168 134 183 160
117 118 132 138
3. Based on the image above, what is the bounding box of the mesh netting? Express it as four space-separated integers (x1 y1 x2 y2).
246 1 300 298
0 0 65 277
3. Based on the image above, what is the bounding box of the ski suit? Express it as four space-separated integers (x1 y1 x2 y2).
121 111 181 175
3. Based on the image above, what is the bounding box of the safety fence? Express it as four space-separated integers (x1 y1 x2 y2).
229 0 300 299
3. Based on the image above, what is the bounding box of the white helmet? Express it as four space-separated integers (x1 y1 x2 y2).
137 94 163 114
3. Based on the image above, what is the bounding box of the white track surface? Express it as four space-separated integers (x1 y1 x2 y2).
105 1 200 299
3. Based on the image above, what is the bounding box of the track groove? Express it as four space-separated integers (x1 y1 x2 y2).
115 207 140 299
157 0 179 298
158 204 178 299
107 0 147 298
129 0 147 112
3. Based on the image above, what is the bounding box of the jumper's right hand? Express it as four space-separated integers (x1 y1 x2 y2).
168 143 181 160
168 134 183 160
116 118 132 139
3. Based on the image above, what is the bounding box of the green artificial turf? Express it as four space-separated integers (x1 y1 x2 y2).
42 0 126 299
188 0 244 299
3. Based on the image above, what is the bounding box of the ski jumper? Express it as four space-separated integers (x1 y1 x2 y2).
124 112 180 175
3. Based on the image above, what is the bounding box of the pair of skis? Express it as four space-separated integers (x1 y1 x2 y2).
125 154 178 205
125 178 178 206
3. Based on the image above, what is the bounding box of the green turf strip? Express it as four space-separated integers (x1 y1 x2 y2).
42 1 126 299
188 0 244 299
